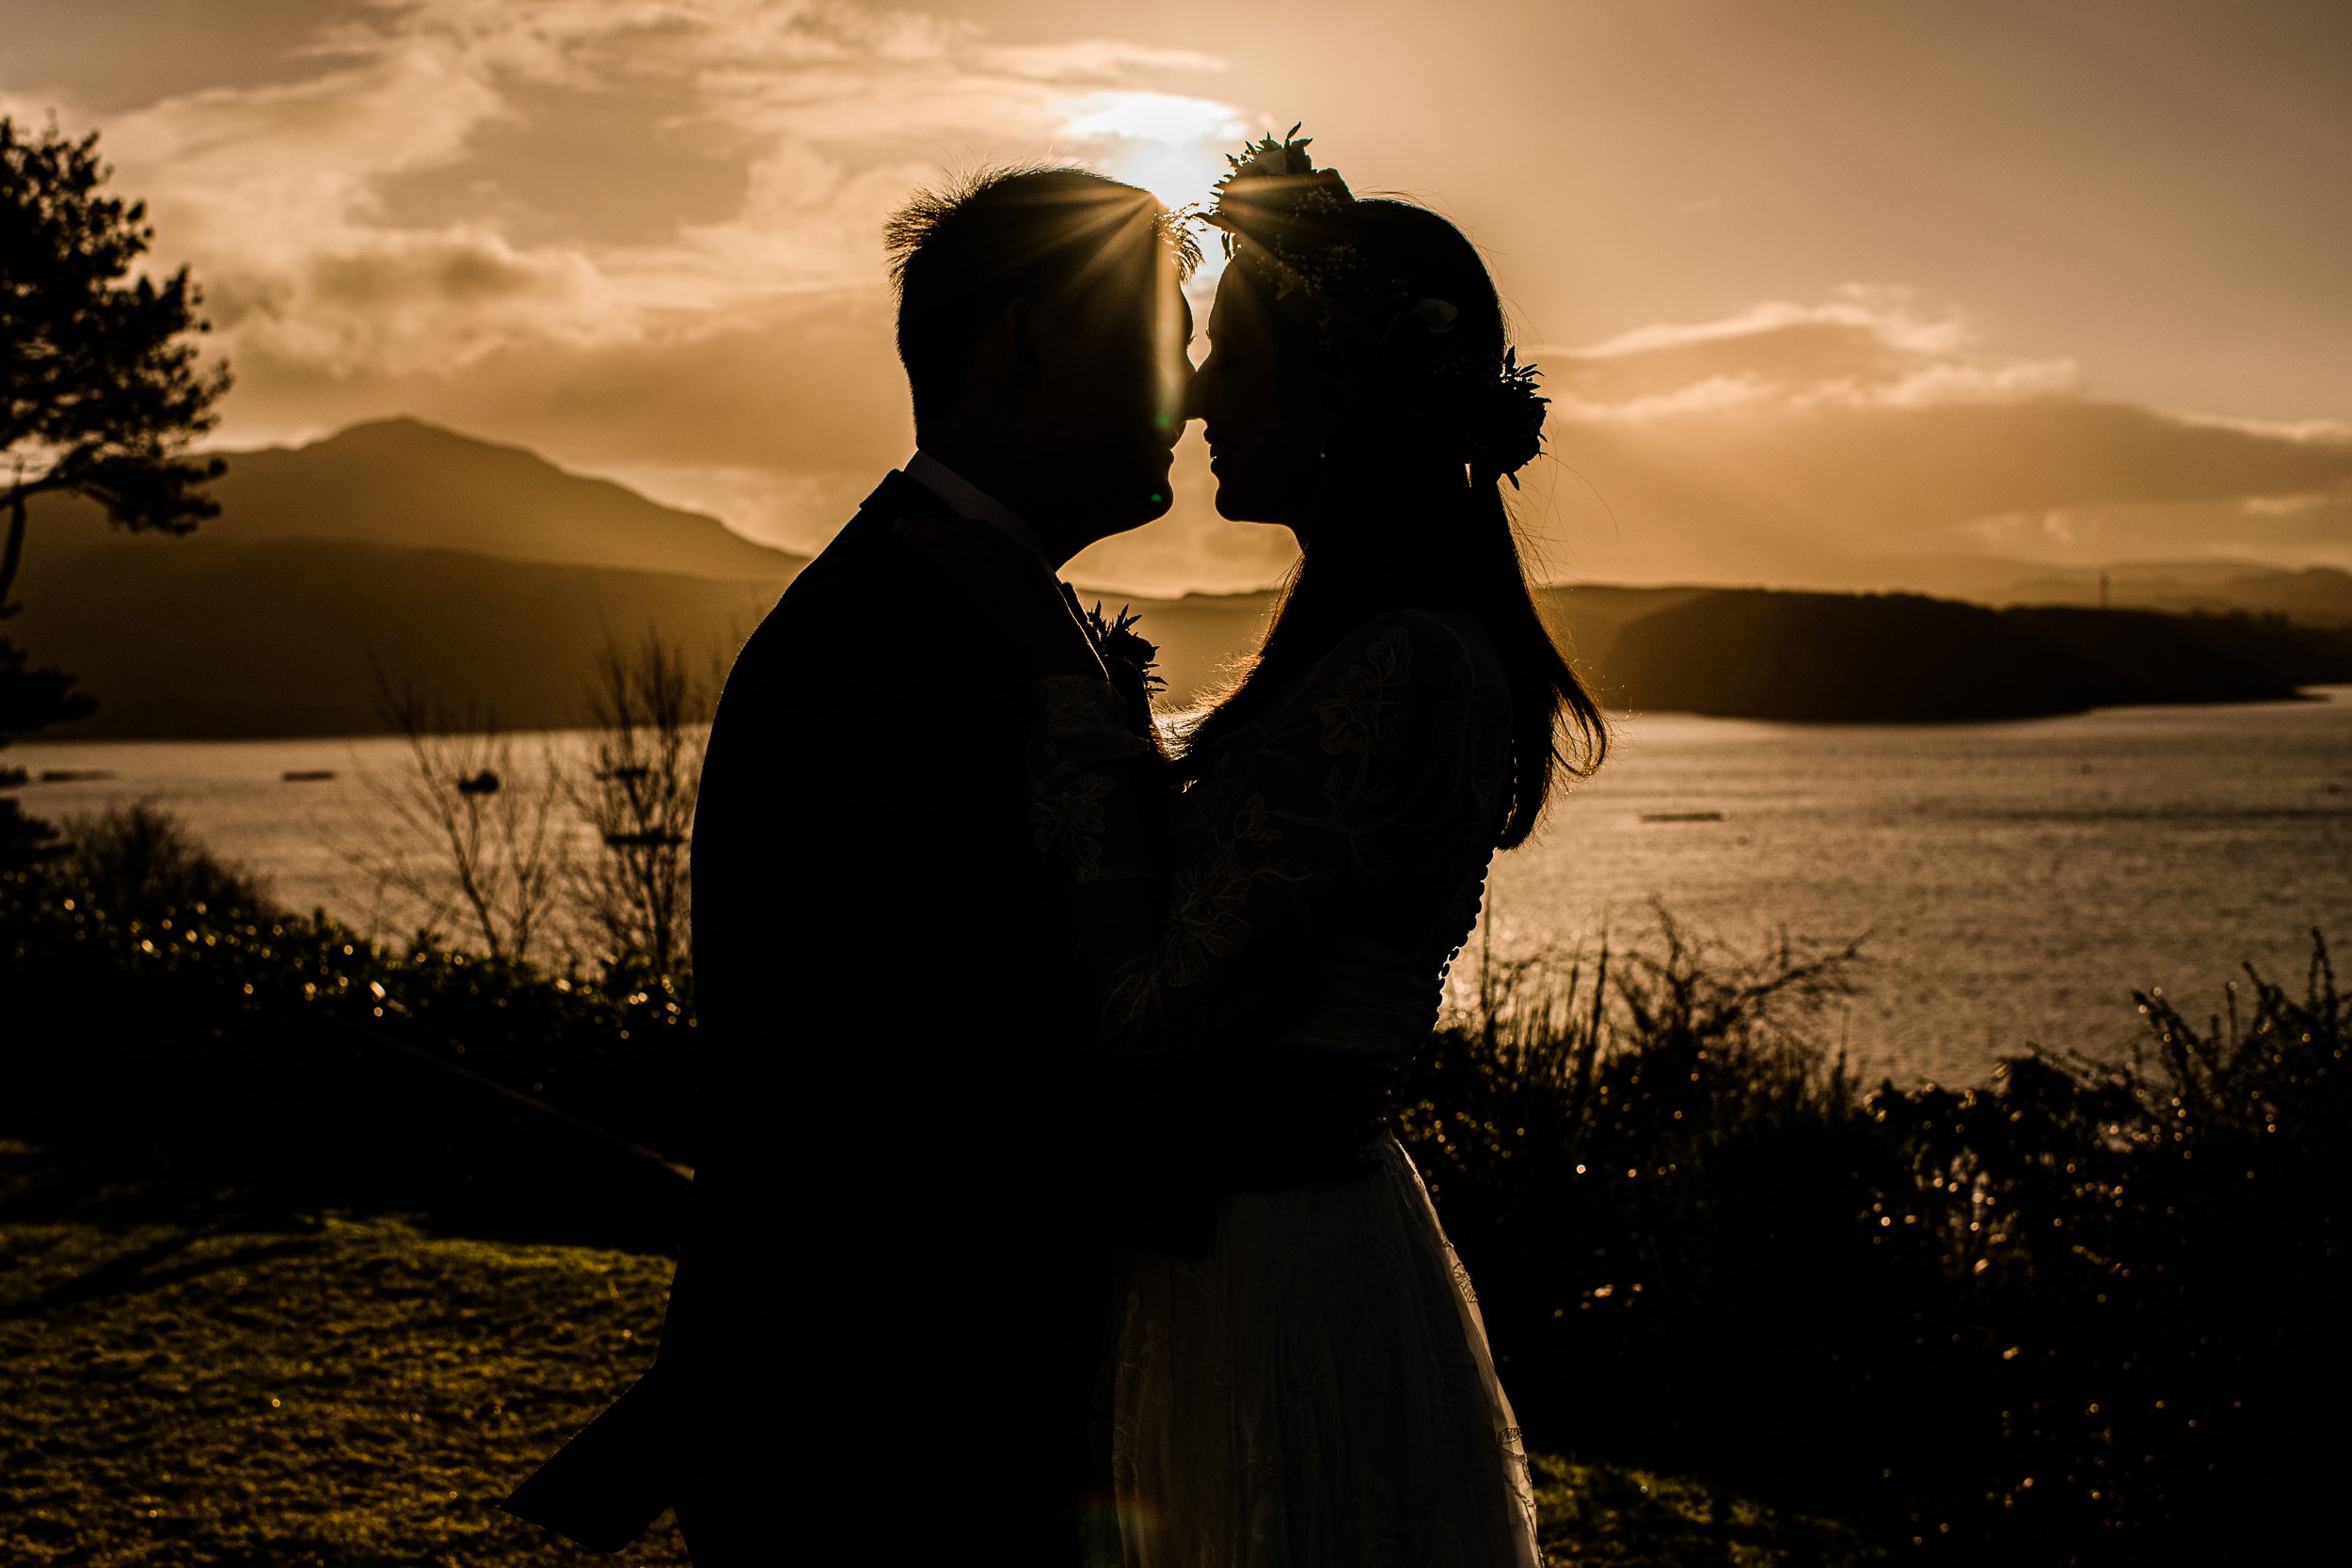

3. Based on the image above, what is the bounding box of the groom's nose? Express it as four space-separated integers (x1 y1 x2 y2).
1155 289 1197 437
1156 356 1195 441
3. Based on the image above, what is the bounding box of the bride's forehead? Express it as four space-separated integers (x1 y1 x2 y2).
1206 276 1271 338
1206 278 1247 333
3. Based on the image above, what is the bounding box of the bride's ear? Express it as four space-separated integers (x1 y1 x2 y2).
1312 371 1352 455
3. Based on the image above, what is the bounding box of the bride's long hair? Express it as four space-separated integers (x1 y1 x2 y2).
1181 198 1607 848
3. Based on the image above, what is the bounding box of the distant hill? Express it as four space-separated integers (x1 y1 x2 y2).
14 538 784 738
8 419 807 736
1537 584 1708 669
20 546 2344 739
28 418 805 582
1111 583 1706 710
1073 589 1273 707
1836 553 2352 628
1992 562 2352 627
1604 590 2352 721
10 418 2349 737
840 578 2351 726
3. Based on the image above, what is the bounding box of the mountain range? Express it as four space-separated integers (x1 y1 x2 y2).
14 421 801 737
9 418 2350 738
35 418 804 582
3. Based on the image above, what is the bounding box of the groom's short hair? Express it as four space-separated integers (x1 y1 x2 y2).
885 166 1180 424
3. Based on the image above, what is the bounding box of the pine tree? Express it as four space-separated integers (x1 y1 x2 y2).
2 115 229 863
3 114 230 609
0 640 93 863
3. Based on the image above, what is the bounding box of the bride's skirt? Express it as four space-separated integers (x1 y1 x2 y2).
1090 1136 1541 1568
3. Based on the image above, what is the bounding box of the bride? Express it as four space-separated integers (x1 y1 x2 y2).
914 130 1607 1566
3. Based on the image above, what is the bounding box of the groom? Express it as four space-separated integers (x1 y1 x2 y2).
509 167 1341 1562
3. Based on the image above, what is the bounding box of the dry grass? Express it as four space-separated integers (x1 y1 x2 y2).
0 1142 685 1567
0 1138 1879 1566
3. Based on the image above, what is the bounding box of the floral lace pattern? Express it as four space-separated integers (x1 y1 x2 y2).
1029 674 1153 884
1097 613 1508 1054
1311 623 1415 761
1053 611 1542 1568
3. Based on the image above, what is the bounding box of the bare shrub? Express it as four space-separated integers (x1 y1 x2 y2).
361 670 570 963
58 800 270 916
565 633 711 975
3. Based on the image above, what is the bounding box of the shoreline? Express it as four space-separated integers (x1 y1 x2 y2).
8 681 2343 748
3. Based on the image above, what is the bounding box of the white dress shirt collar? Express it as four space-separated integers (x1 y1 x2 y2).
903 450 1057 571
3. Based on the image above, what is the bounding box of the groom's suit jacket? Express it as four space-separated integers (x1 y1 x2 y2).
506 469 1218 1560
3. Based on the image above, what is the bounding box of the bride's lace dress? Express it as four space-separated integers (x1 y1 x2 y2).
1043 610 1541 1568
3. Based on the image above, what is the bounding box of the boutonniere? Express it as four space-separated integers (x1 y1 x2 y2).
1083 601 1167 699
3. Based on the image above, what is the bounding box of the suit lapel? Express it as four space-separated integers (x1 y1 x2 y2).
1058 584 1105 654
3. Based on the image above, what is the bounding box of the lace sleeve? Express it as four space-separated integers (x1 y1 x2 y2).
1096 611 1511 1051
1026 674 1160 885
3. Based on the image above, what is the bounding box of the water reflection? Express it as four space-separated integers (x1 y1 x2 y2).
16 689 2352 1086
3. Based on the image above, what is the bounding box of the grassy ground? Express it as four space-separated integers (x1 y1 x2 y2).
1 1140 1882 1566
0 1140 686 1568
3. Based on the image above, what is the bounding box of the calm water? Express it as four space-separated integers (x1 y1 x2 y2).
1498 689 2352 1084
15 689 2352 1086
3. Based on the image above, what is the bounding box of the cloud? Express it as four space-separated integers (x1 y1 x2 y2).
1549 290 2078 417
0 0 1281 587
1526 290 2352 584
41 0 1245 418
23 6 2346 595
222 286 911 472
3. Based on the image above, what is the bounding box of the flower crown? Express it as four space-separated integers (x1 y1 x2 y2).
1199 126 1550 487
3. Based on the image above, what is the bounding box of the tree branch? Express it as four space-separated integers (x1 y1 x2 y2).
0 485 25 617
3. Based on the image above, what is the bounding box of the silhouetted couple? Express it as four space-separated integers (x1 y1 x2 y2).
507 131 1605 1566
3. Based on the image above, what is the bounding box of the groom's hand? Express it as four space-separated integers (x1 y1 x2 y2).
1218 1042 1400 1191
895 517 1103 680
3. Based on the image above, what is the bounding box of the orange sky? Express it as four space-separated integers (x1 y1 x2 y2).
7 0 2349 594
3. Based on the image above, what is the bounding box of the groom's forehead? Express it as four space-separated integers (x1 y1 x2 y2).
1061 253 1181 326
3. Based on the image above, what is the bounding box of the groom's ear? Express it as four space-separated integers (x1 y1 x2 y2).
963 297 1047 400
1000 298 1043 379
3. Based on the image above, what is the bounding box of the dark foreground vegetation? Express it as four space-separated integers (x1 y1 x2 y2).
5 811 2345 1565
1400 925 2347 1562
4 806 700 1251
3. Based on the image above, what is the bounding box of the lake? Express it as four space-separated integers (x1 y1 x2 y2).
13 689 2352 1087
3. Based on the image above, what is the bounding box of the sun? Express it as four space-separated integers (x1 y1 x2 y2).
1108 139 1231 212
1058 89 1243 211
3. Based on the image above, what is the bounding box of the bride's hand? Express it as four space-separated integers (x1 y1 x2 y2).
895 517 1104 680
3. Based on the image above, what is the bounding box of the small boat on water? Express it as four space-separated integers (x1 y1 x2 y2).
282 769 338 783
1640 810 1725 823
